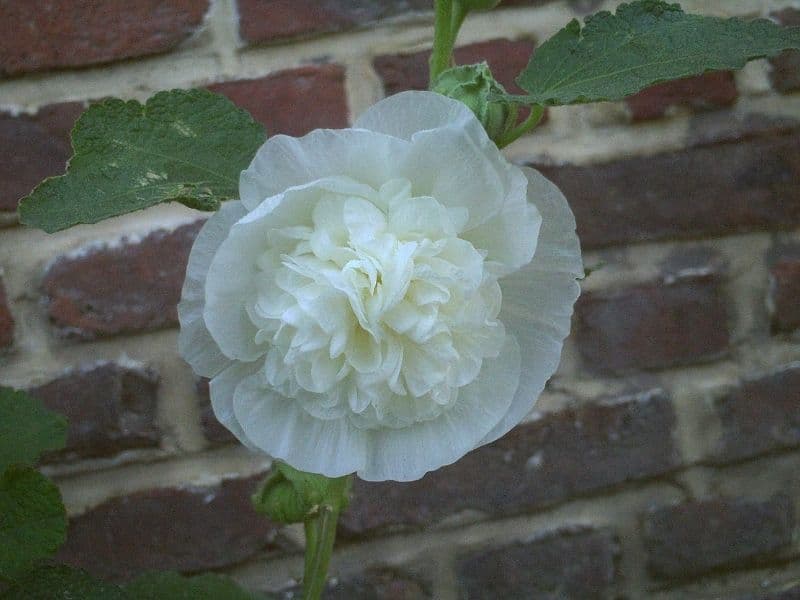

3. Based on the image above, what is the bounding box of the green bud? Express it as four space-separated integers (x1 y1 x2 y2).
252 462 351 524
432 62 518 144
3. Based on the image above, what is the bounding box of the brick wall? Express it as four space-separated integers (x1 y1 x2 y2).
1 1 799 598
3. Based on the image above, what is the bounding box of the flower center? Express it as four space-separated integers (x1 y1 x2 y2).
246 178 506 429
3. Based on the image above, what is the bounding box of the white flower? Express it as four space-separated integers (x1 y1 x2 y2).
178 91 582 482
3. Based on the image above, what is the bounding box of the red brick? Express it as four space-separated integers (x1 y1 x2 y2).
626 72 738 122
770 10 800 94
769 254 800 332
456 527 618 600
0 277 13 348
374 38 535 96
209 65 348 137
195 378 237 445
340 391 678 536
236 0 431 45
29 362 160 462
643 496 794 579
713 365 800 464
575 274 730 374
56 474 287 581
0 0 209 76
278 569 431 599
534 129 800 249
41 221 203 340
0 102 84 214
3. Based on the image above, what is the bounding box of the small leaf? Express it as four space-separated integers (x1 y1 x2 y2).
512 0 800 106
125 571 261 599
18 89 266 233
0 565 130 599
0 387 67 473
0 466 67 580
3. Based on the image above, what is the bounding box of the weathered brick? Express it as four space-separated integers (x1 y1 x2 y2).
374 38 534 96
41 221 202 340
626 72 737 122
236 0 430 45
713 365 800 463
56 474 285 581
195 378 237 445
769 252 800 333
534 129 800 249
0 0 209 76
0 102 84 213
276 569 431 599
209 65 349 137
29 362 160 461
643 496 795 580
340 391 678 536
575 274 730 374
738 582 800 600
0 277 13 348
770 9 800 93
456 527 618 600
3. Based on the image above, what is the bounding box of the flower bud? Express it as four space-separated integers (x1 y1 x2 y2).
252 462 350 524
432 62 517 144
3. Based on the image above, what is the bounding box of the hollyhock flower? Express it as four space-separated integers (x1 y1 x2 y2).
178 91 582 482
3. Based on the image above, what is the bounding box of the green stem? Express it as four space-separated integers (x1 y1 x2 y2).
429 0 455 87
496 104 545 148
302 505 340 600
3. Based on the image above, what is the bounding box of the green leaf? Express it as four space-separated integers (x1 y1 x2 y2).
0 565 130 599
125 571 261 599
0 466 67 580
512 0 800 106
18 89 266 233
0 387 67 473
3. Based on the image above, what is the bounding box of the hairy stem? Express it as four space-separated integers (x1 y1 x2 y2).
302 505 340 600
429 0 456 87
496 105 545 148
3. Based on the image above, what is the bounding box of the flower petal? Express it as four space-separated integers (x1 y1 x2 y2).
177 201 246 377
481 167 583 444
461 169 541 276
240 129 409 210
360 334 520 482
354 90 483 144
400 125 510 230
209 360 261 448
232 372 369 478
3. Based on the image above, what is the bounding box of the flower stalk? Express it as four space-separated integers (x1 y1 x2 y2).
302 504 341 600
429 0 460 86
251 463 351 599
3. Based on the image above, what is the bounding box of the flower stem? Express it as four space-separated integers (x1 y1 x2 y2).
302 504 340 600
496 104 545 148
429 0 460 87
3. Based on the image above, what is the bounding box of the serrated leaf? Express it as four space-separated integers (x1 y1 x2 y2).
125 571 261 599
0 565 130 599
0 466 67 580
18 89 266 233
0 387 67 473
512 0 800 106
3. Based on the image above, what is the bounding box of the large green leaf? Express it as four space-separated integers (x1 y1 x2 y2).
124 572 262 599
0 387 67 473
0 466 67 580
18 89 266 233
513 0 800 106
0 566 129 599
